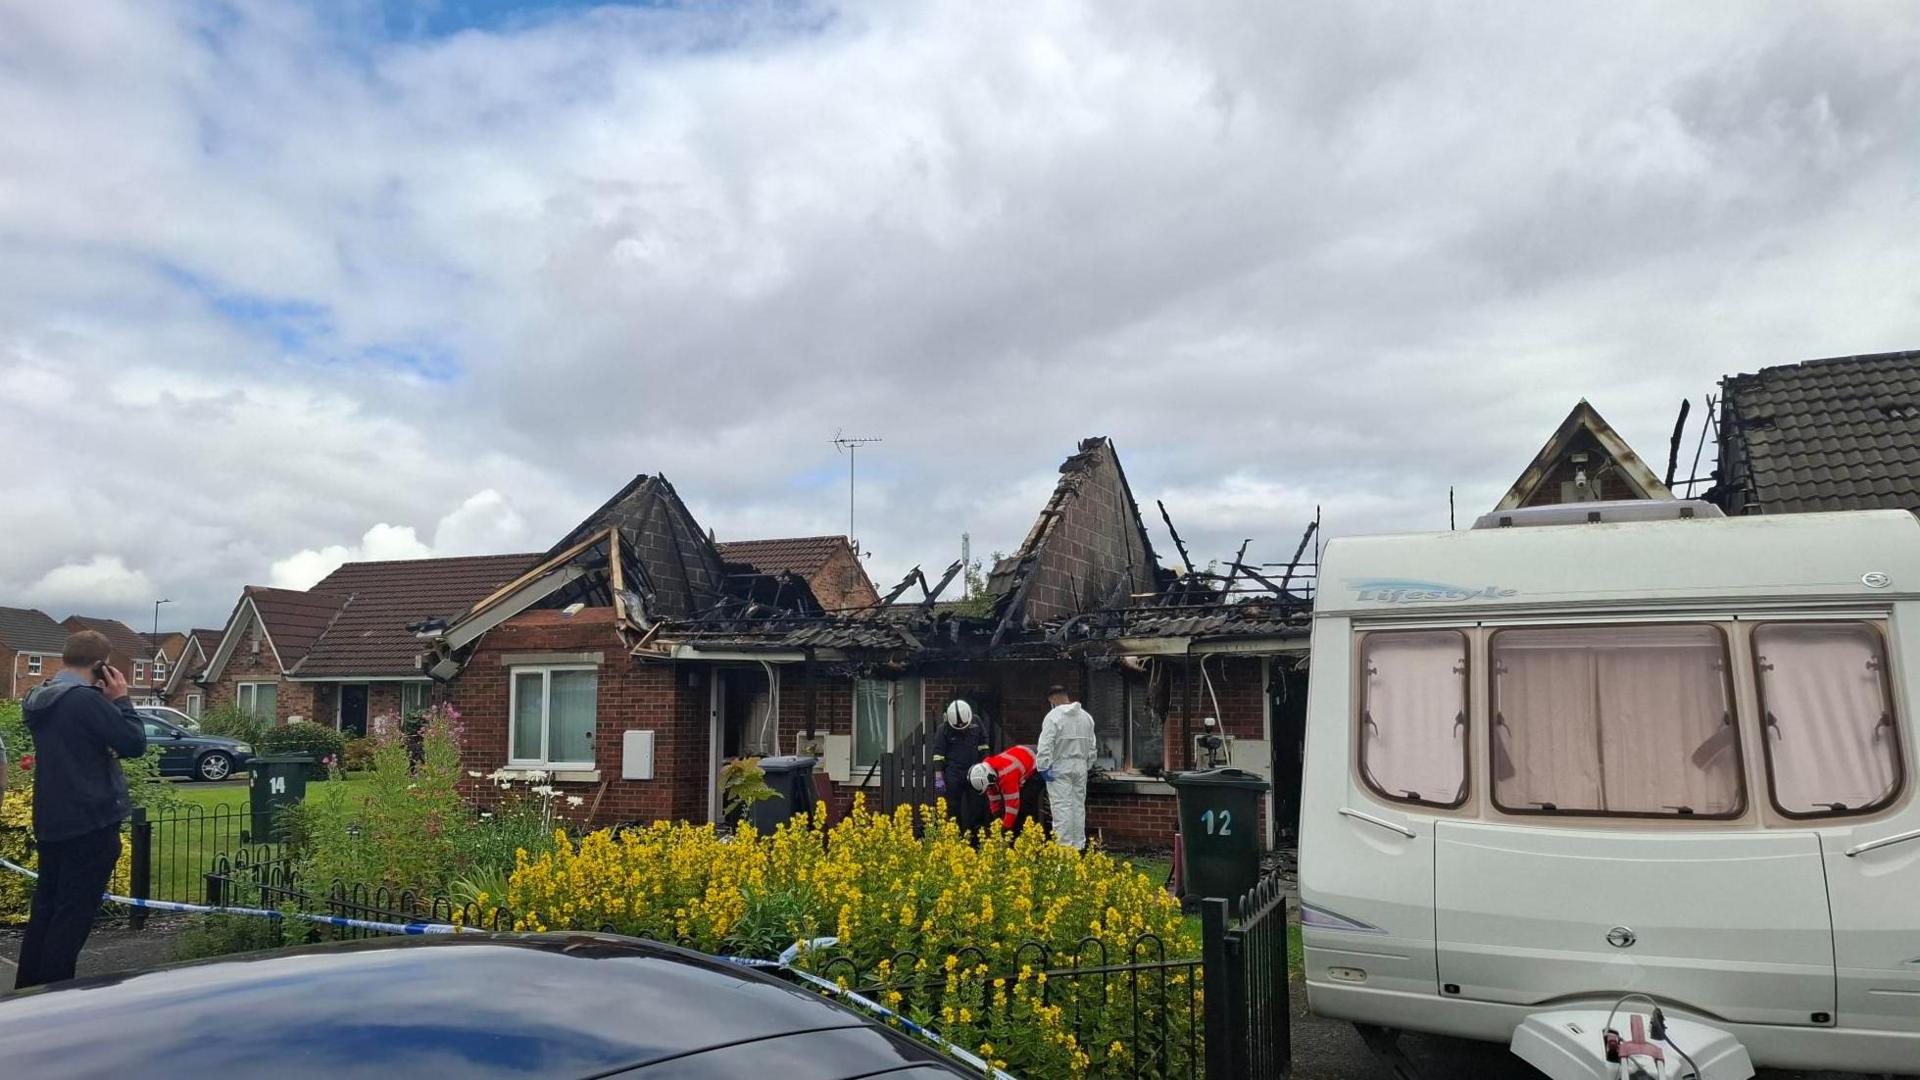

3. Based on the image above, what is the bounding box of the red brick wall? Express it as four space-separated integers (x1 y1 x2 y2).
5 646 53 699
200 625 313 725
812 545 880 611
450 608 707 828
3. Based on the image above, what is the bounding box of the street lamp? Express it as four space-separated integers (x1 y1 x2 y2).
152 598 172 641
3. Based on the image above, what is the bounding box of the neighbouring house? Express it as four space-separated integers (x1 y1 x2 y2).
1494 400 1673 511
716 536 879 611
1 606 69 699
1713 349 1920 516
428 440 1313 851
157 628 223 718
61 615 161 704
195 555 537 733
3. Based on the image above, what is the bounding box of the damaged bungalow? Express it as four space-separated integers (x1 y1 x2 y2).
427 439 1313 851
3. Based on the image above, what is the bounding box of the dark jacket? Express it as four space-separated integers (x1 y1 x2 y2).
22 672 147 842
929 718 990 778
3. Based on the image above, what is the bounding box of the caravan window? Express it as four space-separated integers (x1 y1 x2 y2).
1358 630 1468 808
1753 622 1903 819
1491 625 1742 818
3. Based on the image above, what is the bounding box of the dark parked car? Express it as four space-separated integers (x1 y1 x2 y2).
0 933 974 1079
135 708 254 781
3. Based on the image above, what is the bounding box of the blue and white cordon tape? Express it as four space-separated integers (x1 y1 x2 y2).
1 859 1014 1077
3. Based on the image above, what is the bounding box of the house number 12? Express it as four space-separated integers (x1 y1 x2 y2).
1200 809 1233 836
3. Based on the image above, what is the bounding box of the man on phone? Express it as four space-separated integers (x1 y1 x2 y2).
14 630 146 989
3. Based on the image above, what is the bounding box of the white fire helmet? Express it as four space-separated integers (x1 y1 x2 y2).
968 762 993 792
944 699 973 728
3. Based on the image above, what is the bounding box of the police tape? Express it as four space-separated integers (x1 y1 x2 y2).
715 938 1019 1080
0 855 469 936
3 856 1013 1076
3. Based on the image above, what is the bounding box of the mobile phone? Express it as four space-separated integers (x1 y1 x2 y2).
92 661 109 683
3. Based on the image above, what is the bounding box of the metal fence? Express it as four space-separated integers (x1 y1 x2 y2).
201 854 513 939
1200 870 1292 1079
125 805 286 927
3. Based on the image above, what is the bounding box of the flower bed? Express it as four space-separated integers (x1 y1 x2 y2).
495 800 1201 1076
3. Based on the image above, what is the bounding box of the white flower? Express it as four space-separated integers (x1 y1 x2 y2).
525 769 550 782
467 771 483 779
531 785 557 797
565 795 585 808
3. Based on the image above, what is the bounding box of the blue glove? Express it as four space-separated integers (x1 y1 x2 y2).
933 773 947 794
1038 769 1056 783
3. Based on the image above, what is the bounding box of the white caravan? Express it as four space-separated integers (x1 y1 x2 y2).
1299 503 1920 1076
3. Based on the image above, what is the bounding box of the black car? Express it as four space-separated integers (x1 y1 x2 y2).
0 933 974 1079
135 708 254 781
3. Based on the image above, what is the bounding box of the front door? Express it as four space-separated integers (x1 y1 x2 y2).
1269 662 1309 846
1435 821 1835 1025
339 684 369 737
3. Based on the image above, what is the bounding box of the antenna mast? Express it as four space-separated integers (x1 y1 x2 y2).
832 431 883 553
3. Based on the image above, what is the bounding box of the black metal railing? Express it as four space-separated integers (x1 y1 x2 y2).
1200 871 1291 1079
127 804 288 912
200 856 514 939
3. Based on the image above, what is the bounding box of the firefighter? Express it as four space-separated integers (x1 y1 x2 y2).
930 699 991 831
968 744 1038 835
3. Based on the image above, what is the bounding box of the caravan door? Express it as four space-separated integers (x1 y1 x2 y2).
1435 823 1834 1025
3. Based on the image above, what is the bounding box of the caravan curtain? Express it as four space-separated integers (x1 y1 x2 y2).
1360 631 1467 806
1755 622 1900 815
1492 626 1740 816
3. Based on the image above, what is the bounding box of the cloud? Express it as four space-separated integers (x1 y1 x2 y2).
268 490 538 590
1 1 1918 629
27 556 154 610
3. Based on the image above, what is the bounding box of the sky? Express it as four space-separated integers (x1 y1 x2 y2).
3 1 1918 634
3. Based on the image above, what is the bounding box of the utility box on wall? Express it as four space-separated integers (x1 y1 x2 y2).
622 730 655 780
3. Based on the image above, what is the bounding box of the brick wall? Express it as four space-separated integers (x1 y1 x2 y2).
1004 441 1159 626
813 544 880 611
451 608 707 828
200 624 314 725
5 646 53 699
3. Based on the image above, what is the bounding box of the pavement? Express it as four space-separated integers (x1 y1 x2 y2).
0 916 190 990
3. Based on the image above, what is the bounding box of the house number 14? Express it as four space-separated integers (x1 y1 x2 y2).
1200 809 1233 836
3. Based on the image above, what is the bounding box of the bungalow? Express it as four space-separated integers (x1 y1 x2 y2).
195 554 537 731
716 536 879 611
428 441 1314 852
156 628 223 718
0 606 69 699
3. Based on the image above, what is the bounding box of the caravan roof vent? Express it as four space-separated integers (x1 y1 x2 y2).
1472 499 1725 530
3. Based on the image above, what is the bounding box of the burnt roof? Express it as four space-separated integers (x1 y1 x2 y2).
62 615 152 660
1722 349 1920 513
296 553 541 676
716 537 849 578
0 607 69 652
548 474 728 621
244 586 350 667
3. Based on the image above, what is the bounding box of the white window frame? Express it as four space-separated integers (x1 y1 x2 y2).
851 677 923 770
25 654 41 676
133 659 147 683
236 681 278 721
154 658 168 682
508 665 598 769
186 693 203 719
401 681 431 715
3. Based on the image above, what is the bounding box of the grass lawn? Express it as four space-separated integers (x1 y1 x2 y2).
141 775 371 903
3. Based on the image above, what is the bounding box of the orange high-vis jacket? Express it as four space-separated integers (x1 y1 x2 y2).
981 745 1036 831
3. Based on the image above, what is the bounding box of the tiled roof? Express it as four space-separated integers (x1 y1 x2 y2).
189 628 223 657
62 615 153 660
0 607 69 652
296 553 541 676
716 537 848 577
244 586 350 667
1723 350 1920 513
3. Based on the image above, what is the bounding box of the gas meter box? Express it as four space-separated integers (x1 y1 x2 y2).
1168 766 1269 902
248 754 313 842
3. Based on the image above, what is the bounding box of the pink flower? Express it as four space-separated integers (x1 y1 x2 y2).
18 754 33 772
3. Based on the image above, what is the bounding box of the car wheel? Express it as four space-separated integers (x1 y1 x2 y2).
197 752 233 782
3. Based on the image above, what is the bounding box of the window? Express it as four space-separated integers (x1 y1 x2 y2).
401 682 431 715
25 654 41 676
133 660 147 683
154 659 168 682
1491 625 1741 818
236 682 278 721
1087 670 1165 773
510 667 597 767
186 693 203 719
1359 630 1468 807
1753 622 1902 818
141 718 177 739
853 678 923 770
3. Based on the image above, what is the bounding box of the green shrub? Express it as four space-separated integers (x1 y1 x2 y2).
199 704 266 746
172 911 313 961
258 722 346 766
342 736 374 773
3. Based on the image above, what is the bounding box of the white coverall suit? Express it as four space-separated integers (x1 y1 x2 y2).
1036 700 1098 849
